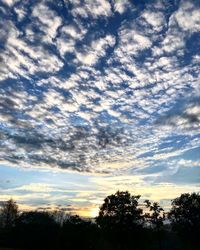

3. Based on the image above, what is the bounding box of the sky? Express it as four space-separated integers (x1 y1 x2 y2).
0 0 200 217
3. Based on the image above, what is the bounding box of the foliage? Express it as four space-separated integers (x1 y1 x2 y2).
15 211 59 249
50 209 66 226
0 199 18 228
96 191 143 231
144 200 165 250
168 192 200 248
168 193 200 230
0 192 200 250
144 200 165 230
61 215 99 250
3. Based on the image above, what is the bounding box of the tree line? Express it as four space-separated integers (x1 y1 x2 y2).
0 191 199 250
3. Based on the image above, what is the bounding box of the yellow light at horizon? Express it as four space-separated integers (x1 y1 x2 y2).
89 206 99 218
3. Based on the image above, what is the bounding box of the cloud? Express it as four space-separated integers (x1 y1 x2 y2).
0 20 63 81
0 0 199 179
75 35 115 65
112 0 131 14
32 2 62 44
69 0 112 19
115 25 152 59
56 24 87 57
156 99 200 130
1 0 18 6
91 174 200 206
174 0 200 33
14 4 26 21
141 10 165 31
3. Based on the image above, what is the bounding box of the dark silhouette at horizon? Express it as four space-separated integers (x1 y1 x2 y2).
0 191 199 250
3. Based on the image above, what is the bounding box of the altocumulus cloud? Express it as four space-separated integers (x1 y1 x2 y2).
0 0 199 181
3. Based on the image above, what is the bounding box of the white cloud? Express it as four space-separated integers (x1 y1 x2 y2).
2 0 18 6
56 24 87 57
174 0 200 33
142 10 165 31
76 35 115 65
32 3 62 43
177 159 200 168
113 0 131 14
14 5 26 21
70 0 112 19
113 25 152 61
0 20 64 80
56 39 76 56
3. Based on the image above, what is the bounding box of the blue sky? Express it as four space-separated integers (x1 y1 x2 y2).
0 0 200 216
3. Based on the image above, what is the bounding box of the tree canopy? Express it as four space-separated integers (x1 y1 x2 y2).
96 191 143 231
168 193 200 234
0 199 18 228
0 192 200 250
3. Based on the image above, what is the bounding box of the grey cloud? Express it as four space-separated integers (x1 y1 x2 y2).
0 119 131 172
0 97 19 111
156 99 200 129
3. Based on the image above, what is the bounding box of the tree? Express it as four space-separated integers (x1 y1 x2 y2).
16 211 59 249
144 200 165 250
96 191 144 250
61 215 99 250
168 193 200 234
96 191 143 231
0 199 18 228
168 193 200 249
144 200 164 230
168 193 200 230
51 209 66 226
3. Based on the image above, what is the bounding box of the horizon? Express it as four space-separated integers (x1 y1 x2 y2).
0 0 200 218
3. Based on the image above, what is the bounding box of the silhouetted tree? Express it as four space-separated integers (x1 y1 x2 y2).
15 211 59 249
1 193 199 250
168 193 200 249
97 191 143 230
96 191 143 249
61 215 99 250
51 209 66 226
0 199 18 228
144 200 165 250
